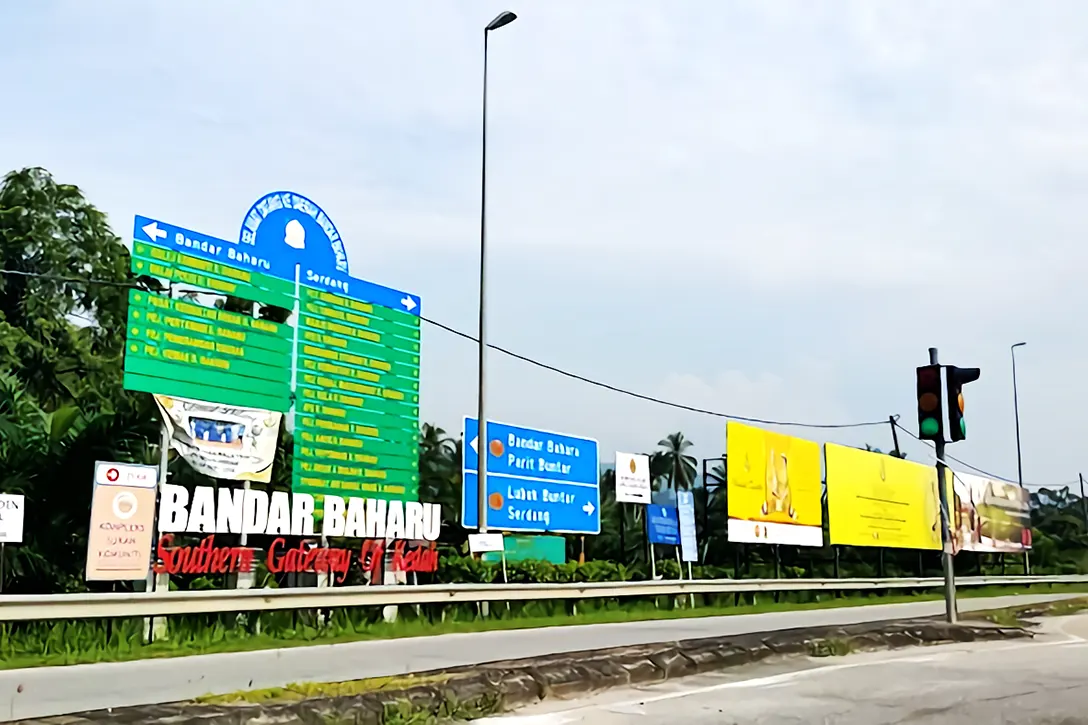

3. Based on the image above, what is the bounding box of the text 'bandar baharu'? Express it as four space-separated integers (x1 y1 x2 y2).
154 484 442 582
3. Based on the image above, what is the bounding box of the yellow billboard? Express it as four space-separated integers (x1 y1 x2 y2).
725 422 823 547
825 443 942 550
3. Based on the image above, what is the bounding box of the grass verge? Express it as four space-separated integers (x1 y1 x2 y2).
963 594 1088 627
2 583 1085 671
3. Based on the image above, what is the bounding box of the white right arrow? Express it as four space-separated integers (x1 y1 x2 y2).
583 501 595 516
400 296 417 311
142 221 166 241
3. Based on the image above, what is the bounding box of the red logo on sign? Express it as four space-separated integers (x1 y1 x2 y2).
106 467 120 482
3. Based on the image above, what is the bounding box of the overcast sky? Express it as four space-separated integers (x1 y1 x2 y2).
2 1 1084 490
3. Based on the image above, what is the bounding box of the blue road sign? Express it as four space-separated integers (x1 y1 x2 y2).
647 505 680 546
133 210 421 316
461 417 600 535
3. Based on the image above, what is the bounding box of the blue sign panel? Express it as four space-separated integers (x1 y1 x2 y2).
461 417 600 535
647 505 680 546
133 199 421 316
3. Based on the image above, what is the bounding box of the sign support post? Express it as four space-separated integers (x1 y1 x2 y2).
147 423 171 643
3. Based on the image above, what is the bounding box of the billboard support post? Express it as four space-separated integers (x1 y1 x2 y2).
930 346 958 625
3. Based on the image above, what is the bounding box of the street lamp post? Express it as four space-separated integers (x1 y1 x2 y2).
476 11 518 539
1011 341 1028 574
1011 342 1027 487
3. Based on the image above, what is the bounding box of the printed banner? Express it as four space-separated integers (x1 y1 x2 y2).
950 472 1032 553
825 444 942 550
725 422 824 546
155 394 282 482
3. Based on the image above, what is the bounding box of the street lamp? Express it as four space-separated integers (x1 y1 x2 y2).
1011 341 1029 575
477 11 517 537
1011 342 1027 487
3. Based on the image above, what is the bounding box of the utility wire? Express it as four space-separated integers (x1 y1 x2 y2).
0 268 144 290
1 267 889 430
421 315 887 430
892 420 1075 490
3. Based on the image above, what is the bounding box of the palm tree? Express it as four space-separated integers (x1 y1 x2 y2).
648 450 671 492
657 432 697 491
417 424 461 538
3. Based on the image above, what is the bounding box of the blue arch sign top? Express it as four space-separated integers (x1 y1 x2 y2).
132 191 421 315
239 191 349 282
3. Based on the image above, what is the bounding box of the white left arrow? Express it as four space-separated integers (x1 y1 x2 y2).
401 296 417 311
583 501 595 516
469 436 478 454
142 221 166 241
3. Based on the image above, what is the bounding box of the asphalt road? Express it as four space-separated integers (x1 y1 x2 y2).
0 593 1079 722
477 614 1088 725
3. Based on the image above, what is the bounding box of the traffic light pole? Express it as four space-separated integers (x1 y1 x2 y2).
930 347 958 624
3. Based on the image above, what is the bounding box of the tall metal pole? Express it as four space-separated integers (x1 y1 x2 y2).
1011 343 1026 489
1011 342 1028 574
475 11 517 541
476 25 491 540
930 347 957 624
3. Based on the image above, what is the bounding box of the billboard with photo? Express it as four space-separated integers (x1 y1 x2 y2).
725 422 823 546
825 443 942 550
950 472 1032 553
155 394 282 483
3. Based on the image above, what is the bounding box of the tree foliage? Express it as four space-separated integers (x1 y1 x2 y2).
0 168 130 409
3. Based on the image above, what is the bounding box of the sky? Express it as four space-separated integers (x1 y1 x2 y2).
1 1 1084 491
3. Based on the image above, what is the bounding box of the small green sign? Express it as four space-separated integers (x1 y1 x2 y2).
481 535 568 565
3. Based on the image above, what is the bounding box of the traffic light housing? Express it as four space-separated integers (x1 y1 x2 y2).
916 364 943 441
946 365 981 442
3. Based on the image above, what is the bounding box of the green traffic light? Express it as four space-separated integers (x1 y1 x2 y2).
921 417 940 437
960 420 966 437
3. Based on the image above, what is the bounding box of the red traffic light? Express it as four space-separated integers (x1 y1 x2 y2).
917 366 940 386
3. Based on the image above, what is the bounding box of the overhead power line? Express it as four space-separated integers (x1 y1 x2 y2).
421 315 886 430
2 266 887 430
893 420 1076 490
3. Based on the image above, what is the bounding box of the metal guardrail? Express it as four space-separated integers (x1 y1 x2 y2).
2 574 1085 622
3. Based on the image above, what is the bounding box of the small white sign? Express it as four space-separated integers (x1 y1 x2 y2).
468 533 506 554
0 494 25 544
615 452 651 505
677 491 698 563
94 461 158 488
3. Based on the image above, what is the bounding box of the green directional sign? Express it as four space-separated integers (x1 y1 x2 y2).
123 212 423 505
123 288 294 411
131 243 296 310
291 284 421 503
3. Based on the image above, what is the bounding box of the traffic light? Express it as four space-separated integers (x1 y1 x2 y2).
946 365 981 442
916 364 943 441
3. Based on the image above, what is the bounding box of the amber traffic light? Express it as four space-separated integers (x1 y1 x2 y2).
916 364 943 441
946 365 981 442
